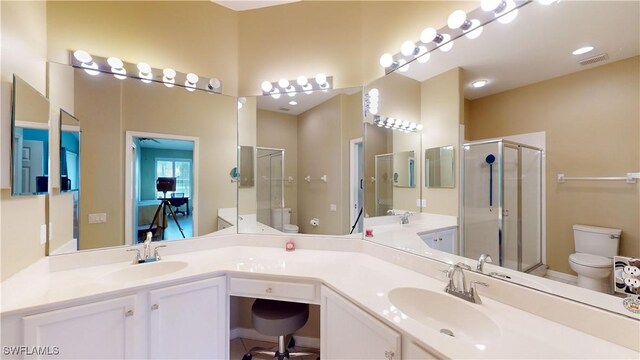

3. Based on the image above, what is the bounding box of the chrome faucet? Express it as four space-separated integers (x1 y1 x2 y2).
126 232 166 264
400 212 413 224
477 253 493 272
386 209 396 215
444 262 488 304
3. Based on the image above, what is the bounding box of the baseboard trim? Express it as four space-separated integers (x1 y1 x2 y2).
230 327 320 349
546 269 578 283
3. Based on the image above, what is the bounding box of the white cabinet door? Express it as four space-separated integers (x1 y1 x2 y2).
402 338 438 360
419 231 437 250
321 286 400 359
437 228 456 254
148 277 227 359
22 295 137 359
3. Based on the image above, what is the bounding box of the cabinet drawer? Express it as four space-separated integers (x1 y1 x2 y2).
229 277 318 304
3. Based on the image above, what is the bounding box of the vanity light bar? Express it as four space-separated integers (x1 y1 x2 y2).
364 88 379 116
373 115 423 133
379 0 532 74
260 74 333 98
70 51 223 94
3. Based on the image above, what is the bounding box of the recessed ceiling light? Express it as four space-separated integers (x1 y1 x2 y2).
472 80 488 88
572 46 594 55
289 100 298 105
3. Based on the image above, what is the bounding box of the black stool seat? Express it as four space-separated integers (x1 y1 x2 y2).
251 299 309 336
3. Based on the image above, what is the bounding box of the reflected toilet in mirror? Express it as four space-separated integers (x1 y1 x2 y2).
236 87 364 236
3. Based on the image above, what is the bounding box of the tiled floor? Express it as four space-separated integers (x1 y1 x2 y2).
230 338 319 360
544 273 577 286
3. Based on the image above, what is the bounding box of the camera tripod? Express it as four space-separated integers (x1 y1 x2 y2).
148 192 186 240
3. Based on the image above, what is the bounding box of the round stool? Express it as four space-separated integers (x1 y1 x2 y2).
242 299 317 360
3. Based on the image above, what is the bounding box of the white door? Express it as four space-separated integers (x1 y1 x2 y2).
22 296 137 359
21 140 44 193
321 286 400 359
437 229 457 255
148 277 227 359
419 231 438 251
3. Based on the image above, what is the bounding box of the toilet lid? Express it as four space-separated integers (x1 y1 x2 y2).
569 253 612 268
283 224 298 231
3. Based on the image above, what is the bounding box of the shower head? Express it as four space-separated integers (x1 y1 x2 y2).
485 154 496 164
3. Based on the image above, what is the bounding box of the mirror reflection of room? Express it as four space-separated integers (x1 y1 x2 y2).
236 87 364 236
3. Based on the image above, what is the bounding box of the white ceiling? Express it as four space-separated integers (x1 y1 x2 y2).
212 0 299 12
256 87 361 115
397 1 639 100
137 138 194 151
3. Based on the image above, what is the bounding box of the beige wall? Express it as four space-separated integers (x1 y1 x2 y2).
421 67 462 216
48 189 74 254
46 1 239 95
256 109 299 225
466 57 640 275
297 96 344 235
1 1 48 280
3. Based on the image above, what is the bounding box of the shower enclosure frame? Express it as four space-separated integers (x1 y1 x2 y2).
256 147 285 229
462 139 543 273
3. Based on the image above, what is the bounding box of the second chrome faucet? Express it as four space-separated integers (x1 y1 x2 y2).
444 262 488 304
127 232 166 264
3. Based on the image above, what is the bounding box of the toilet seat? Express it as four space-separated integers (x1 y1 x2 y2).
569 253 611 268
283 224 299 233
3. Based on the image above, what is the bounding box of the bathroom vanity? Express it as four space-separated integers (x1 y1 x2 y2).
2 234 638 359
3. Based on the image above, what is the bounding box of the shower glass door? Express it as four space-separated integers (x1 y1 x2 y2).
256 148 284 228
502 144 519 271
374 154 393 216
520 146 542 271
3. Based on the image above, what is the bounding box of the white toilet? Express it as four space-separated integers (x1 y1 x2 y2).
568 224 621 293
271 207 299 234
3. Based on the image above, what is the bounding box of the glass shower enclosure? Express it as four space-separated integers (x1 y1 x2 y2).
256 147 284 228
462 140 542 272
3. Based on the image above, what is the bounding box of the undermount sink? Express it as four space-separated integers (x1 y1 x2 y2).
388 287 501 345
104 261 188 283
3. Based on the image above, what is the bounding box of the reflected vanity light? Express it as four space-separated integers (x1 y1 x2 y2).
289 100 298 106
261 74 333 96
496 0 519 24
373 115 422 133
237 97 247 109
439 34 454 52
69 50 223 93
472 79 489 88
448 10 473 31
364 88 379 115
572 46 594 55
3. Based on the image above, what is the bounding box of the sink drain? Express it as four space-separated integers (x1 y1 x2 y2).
440 328 455 337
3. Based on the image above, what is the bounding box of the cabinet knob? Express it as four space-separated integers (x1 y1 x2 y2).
151 304 159 310
265 287 273 294
125 310 134 317
384 350 395 359
438 238 442 242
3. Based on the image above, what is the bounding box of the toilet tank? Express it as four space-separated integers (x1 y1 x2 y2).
573 224 621 257
271 208 291 230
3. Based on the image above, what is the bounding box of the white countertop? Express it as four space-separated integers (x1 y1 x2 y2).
1 241 638 359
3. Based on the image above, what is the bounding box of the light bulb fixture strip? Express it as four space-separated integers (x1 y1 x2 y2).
261 75 333 96
69 51 223 94
380 0 532 75
364 88 380 116
372 115 422 133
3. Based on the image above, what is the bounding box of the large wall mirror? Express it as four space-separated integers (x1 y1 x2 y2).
236 87 364 236
11 75 50 196
363 1 640 318
46 62 237 254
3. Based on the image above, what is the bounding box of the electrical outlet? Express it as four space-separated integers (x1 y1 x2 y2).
89 213 107 224
330 204 337 212
40 224 47 245
421 199 427 207
416 198 421 207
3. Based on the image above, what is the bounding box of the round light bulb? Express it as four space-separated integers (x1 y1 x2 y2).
572 46 594 55
448 10 467 29
261 81 273 92
112 67 127 80
107 57 123 69
397 59 409 73
387 118 395 125
238 97 247 104
402 120 410 128
409 123 417 129
296 75 308 86
379 53 394 68
186 73 199 84
497 0 518 24
315 73 327 85
472 80 489 88
287 86 296 97
416 46 430 64
400 40 416 56
73 50 92 64
186 83 196 92
420 27 438 43
208 78 221 90
302 83 313 94
137 62 151 74
271 88 281 99
162 77 175 87
481 0 503 12
416 124 424 131
465 19 484 39
278 78 289 88
368 88 379 97
82 62 100 76
237 101 243 109
369 107 378 115
163 68 176 79
439 34 454 52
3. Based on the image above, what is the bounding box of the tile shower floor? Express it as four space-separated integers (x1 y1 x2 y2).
230 338 319 360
